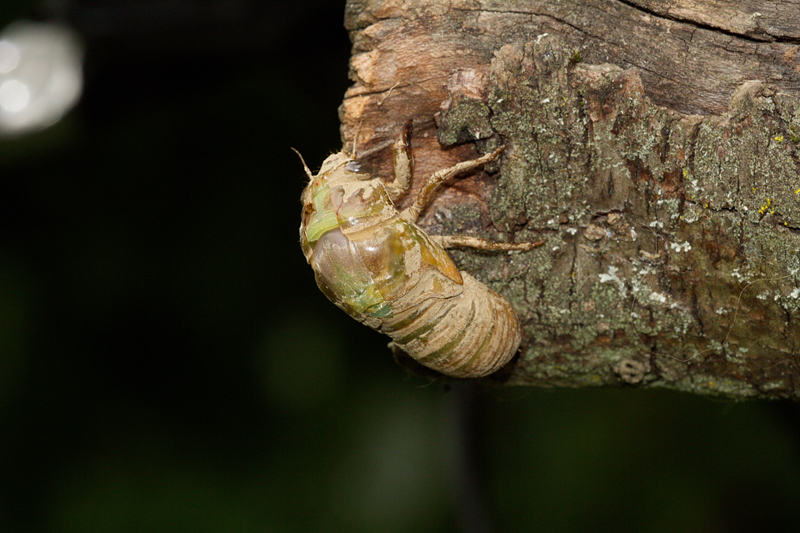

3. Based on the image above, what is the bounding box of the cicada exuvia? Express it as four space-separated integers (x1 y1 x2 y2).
298 125 541 378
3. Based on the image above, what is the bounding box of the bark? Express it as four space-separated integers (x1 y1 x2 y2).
340 0 800 399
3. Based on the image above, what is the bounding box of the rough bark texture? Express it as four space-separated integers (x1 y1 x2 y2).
340 0 800 399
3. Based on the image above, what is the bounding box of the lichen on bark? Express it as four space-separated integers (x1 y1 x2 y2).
434 36 800 398
341 1 800 398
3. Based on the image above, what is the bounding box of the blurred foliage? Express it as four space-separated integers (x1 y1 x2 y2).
0 1 799 532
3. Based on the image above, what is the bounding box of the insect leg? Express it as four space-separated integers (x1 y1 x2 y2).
399 146 504 223
431 235 544 251
384 122 413 202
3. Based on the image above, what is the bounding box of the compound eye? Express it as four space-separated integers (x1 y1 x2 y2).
344 159 373 178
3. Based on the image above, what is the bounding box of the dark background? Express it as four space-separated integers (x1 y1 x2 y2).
1 1 799 531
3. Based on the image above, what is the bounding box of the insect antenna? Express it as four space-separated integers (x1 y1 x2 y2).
290 147 314 179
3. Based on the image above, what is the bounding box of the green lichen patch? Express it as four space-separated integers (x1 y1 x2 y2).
693 84 800 227
435 34 800 398
436 96 494 146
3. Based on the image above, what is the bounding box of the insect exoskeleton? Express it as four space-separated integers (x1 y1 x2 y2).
297 125 543 378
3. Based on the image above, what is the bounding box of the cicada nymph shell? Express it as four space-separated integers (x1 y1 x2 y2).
298 126 542 378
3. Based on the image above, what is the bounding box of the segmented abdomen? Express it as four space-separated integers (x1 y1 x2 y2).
382 273 521 378
311 212 521 378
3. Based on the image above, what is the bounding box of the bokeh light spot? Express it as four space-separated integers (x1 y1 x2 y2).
0 79 30 112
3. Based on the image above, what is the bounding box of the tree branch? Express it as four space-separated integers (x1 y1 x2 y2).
341 0 800 399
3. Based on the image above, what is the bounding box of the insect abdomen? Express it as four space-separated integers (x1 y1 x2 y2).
383 273 521 378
